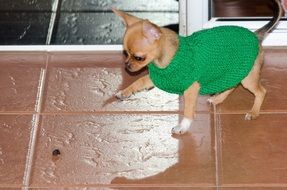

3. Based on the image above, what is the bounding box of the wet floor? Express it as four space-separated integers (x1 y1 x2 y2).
0 49 287 189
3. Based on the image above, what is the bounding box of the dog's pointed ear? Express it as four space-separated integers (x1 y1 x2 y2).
142 20 162 43
112 8 142 27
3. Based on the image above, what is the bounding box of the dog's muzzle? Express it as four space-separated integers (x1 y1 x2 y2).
125 62 132 71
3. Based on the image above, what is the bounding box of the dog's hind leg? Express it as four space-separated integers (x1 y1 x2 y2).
207 88 235 105
241 52 266 120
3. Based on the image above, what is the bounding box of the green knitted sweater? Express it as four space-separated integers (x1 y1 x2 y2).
148 26 259 95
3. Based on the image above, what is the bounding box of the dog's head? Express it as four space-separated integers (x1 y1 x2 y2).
113 9 162 72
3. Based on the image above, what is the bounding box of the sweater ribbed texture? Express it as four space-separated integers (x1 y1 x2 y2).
148 26 259 95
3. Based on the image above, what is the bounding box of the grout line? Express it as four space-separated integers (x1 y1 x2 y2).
0 183 282 189
2 110 287 116
215 110 287 115
0 111 181 115
30 110 211 116
34 56 48 114
22 114 41 190
39 111 181 115
0 112 37 115
214 105 222 190
23 183 287 189
24 183 217 188
22 54 49 188
221 183 287 188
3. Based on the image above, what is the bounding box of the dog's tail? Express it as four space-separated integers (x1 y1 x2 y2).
255 0 283 42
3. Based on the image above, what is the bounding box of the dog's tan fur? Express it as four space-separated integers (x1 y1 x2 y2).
113 0 282 134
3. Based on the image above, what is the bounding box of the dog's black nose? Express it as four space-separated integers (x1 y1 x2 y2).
125 63 132 70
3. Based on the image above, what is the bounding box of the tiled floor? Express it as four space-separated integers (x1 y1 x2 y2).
0 49 287 189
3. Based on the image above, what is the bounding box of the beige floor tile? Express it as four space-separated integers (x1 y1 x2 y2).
0 115 34 185
219 114 287 185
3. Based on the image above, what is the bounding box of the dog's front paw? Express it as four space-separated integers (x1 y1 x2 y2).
171 125 189 135
245 112 259 120
207 97 215 105
171 118 192 135
115 90 131 100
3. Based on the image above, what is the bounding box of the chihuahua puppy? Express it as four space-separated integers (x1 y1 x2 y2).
113 0 282 135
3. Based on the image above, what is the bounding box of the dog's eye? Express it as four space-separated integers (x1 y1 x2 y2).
123 50 129 57
133 55 145 61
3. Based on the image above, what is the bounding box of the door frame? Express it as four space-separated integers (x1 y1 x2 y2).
179 0 210 36
181 0 287 47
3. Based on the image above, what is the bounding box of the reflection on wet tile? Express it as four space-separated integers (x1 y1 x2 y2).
216 49 287 113
0 115 33 185
0 0 52 11
111 114 215 185
61 0 178 11
0 13 50 45
219 114 287 184
0 53 46 112
31 113 215 186
52 12 178 45
44 53 180 112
